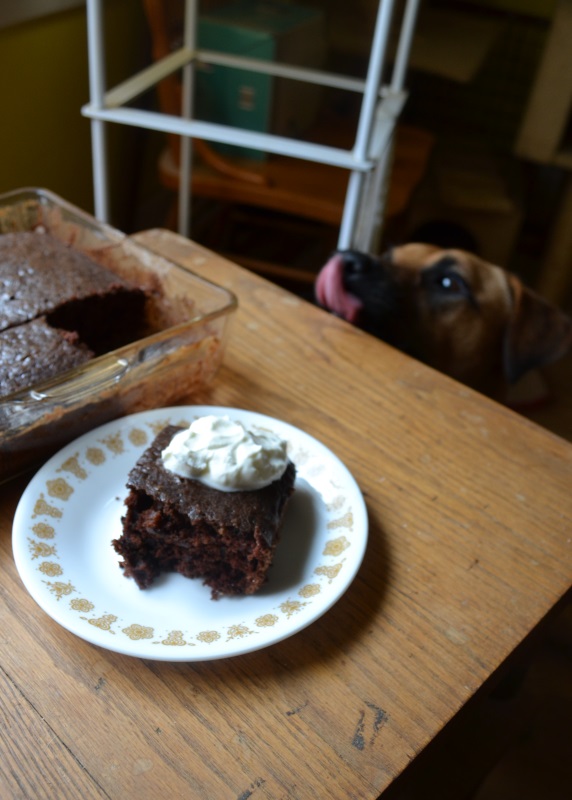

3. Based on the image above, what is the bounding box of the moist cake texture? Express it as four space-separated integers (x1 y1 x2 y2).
114 425 296 597
0 230 148 397
0 317 94 397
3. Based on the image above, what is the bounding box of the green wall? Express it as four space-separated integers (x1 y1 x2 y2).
0 1 148 230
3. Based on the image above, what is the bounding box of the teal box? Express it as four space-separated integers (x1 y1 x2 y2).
196 1 325 160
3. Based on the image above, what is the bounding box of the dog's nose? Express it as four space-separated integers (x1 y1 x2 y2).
340 250 373 275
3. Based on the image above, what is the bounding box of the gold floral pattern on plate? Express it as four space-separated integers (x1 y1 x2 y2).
256 614 279 627
31 522 56 539
86 447 106 466
32 495 62 520
123 624 154 641
160 630 191 646
12 405 367 661
58 454 88 480
70 598 94 613
28 540 57 559
44 580 75 601
323 536 350 557
88 614 118 632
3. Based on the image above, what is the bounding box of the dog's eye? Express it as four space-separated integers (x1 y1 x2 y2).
440 274 463 292
423 261 478 308
435 272 468 295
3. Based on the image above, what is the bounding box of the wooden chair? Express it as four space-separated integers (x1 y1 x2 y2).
142 0 434 284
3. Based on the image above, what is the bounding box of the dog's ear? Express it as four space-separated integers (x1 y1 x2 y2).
504 277 572 384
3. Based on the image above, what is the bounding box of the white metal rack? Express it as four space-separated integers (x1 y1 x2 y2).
82 0 420 253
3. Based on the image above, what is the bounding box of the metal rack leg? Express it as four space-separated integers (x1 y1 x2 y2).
86 0 110 222
339 0 420 252
178 0 199 238
90 119 109 222
338 0 397 250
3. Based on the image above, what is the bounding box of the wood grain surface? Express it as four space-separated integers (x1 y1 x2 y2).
1 228 571 800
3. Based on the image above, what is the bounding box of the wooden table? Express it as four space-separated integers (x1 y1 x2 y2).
2 229 572 799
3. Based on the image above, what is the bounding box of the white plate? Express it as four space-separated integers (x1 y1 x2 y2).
12 406 368 661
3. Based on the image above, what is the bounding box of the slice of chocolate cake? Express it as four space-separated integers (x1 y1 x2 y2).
114 424 296 597
0 317 94 397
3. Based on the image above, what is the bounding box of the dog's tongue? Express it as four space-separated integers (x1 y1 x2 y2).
315 254 363 323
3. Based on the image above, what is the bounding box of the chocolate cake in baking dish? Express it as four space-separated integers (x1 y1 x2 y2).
114 425 297 598
0 231 148 397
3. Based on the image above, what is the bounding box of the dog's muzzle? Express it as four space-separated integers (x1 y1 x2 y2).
315 252 366 323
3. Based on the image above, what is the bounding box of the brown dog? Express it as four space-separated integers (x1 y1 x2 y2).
315 243 572 400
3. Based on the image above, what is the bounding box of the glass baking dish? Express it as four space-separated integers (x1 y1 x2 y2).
0 187 237 483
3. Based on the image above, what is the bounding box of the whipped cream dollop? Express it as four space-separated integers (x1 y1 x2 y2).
161 415 289 491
